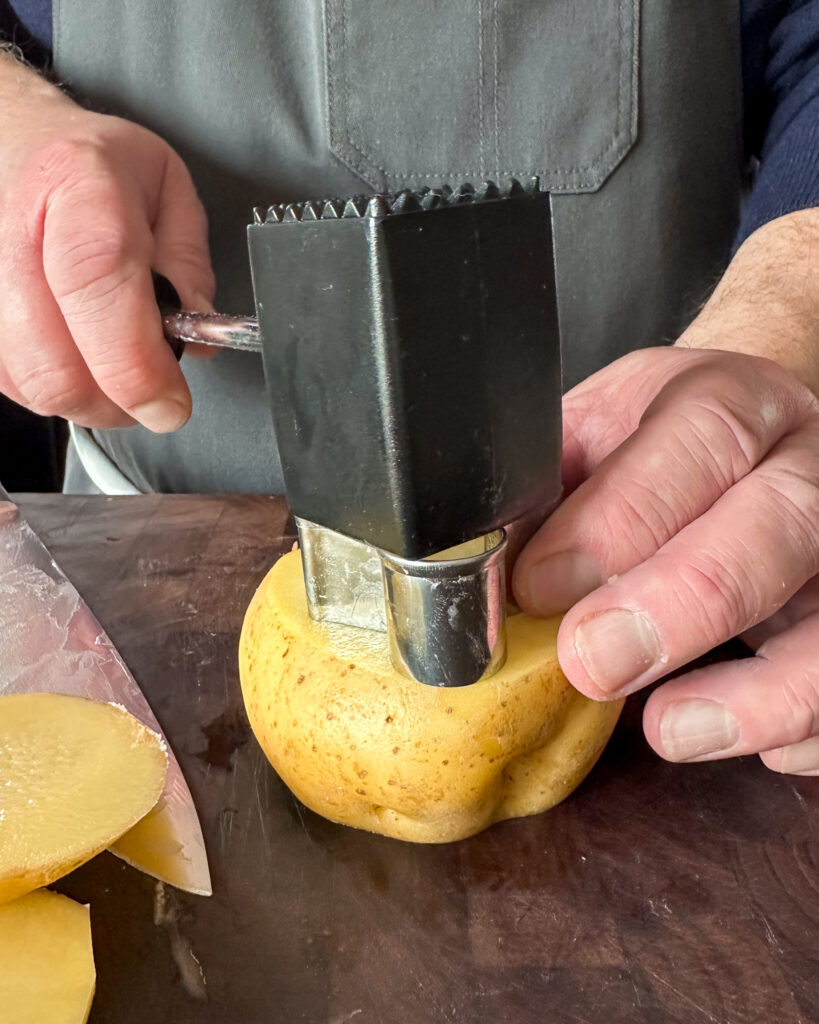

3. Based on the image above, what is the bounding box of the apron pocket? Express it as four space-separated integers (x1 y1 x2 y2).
324 0 639 194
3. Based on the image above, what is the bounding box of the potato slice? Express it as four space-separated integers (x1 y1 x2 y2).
0 693 167 903
0 889 95 1024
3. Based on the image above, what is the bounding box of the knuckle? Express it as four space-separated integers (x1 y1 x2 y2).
16 362 92 418
753 470 819 574
56 260 144 324
668 547 759 645
36 134 118 195
161 241 216 294
593 476 679 563
686 388 769 476
46 224 145 312
776 670 819 743
664 358 797 475
164 150 202 205
40 147 152 311
90 355 165 408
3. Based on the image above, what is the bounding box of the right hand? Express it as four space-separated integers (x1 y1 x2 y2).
0 54 215 431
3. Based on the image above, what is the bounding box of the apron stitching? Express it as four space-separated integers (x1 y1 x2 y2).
52 0 60 58
492 0 501 179
327 0 637 184
630 0 640 139
478 0 486 179
321 0 333 162
618 0 625 148
338 0 375 178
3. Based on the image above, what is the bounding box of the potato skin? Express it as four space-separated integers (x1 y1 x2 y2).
239 551 623 843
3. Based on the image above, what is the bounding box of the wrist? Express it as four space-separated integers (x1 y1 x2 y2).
677 208 819 394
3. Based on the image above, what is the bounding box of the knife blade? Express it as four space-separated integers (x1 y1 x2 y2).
0 487 211 897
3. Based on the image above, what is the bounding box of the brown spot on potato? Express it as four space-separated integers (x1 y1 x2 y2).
241 549 621 844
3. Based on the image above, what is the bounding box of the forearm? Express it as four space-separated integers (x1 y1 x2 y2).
0 44 70 123
678 209 819 395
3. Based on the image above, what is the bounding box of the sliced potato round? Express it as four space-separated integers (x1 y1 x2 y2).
0 888 95 1024
0 693 167 903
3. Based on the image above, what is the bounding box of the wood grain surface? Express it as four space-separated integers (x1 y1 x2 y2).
15 494 819 1024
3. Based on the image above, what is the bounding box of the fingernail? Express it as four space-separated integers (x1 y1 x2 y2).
574 608 661 694
525 550 602 614
660 699 740 761
131 398 190 433
777 736 819 775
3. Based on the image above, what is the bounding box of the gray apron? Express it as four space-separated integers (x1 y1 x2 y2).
54 0 742 494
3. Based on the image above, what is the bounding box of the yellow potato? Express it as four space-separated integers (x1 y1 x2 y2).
0 693 167 904
0 888 95 1024
240 550 623 843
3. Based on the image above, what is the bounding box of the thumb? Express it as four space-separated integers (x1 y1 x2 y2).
512 349 796 617
513 348 687 613
558 346 685 496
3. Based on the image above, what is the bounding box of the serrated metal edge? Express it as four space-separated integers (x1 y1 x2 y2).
259 179 541 224
343 196 368 218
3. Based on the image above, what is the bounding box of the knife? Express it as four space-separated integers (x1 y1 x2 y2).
0 486 211 897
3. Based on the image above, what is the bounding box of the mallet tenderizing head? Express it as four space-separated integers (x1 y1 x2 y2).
167 181 562 687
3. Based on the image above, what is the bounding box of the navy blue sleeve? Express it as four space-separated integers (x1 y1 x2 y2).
3 0 50 50
0 0 51 64
739 0 819 244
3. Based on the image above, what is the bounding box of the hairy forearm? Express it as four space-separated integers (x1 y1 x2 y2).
0 45 71 126
678 209 819 395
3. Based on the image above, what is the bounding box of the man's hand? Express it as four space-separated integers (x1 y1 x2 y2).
513 209 819 776
0 50 215 431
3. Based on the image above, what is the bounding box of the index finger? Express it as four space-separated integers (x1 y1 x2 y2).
513 353 814 616
43 171 191 433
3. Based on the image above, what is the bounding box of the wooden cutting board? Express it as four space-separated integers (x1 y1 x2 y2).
19 494 819 1024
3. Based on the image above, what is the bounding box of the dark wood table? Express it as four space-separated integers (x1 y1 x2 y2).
17 494 819 1024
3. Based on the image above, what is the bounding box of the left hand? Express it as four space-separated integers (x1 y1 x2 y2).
513 210 819 776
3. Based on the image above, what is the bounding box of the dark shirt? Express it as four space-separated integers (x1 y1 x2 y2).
2 0 819 247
